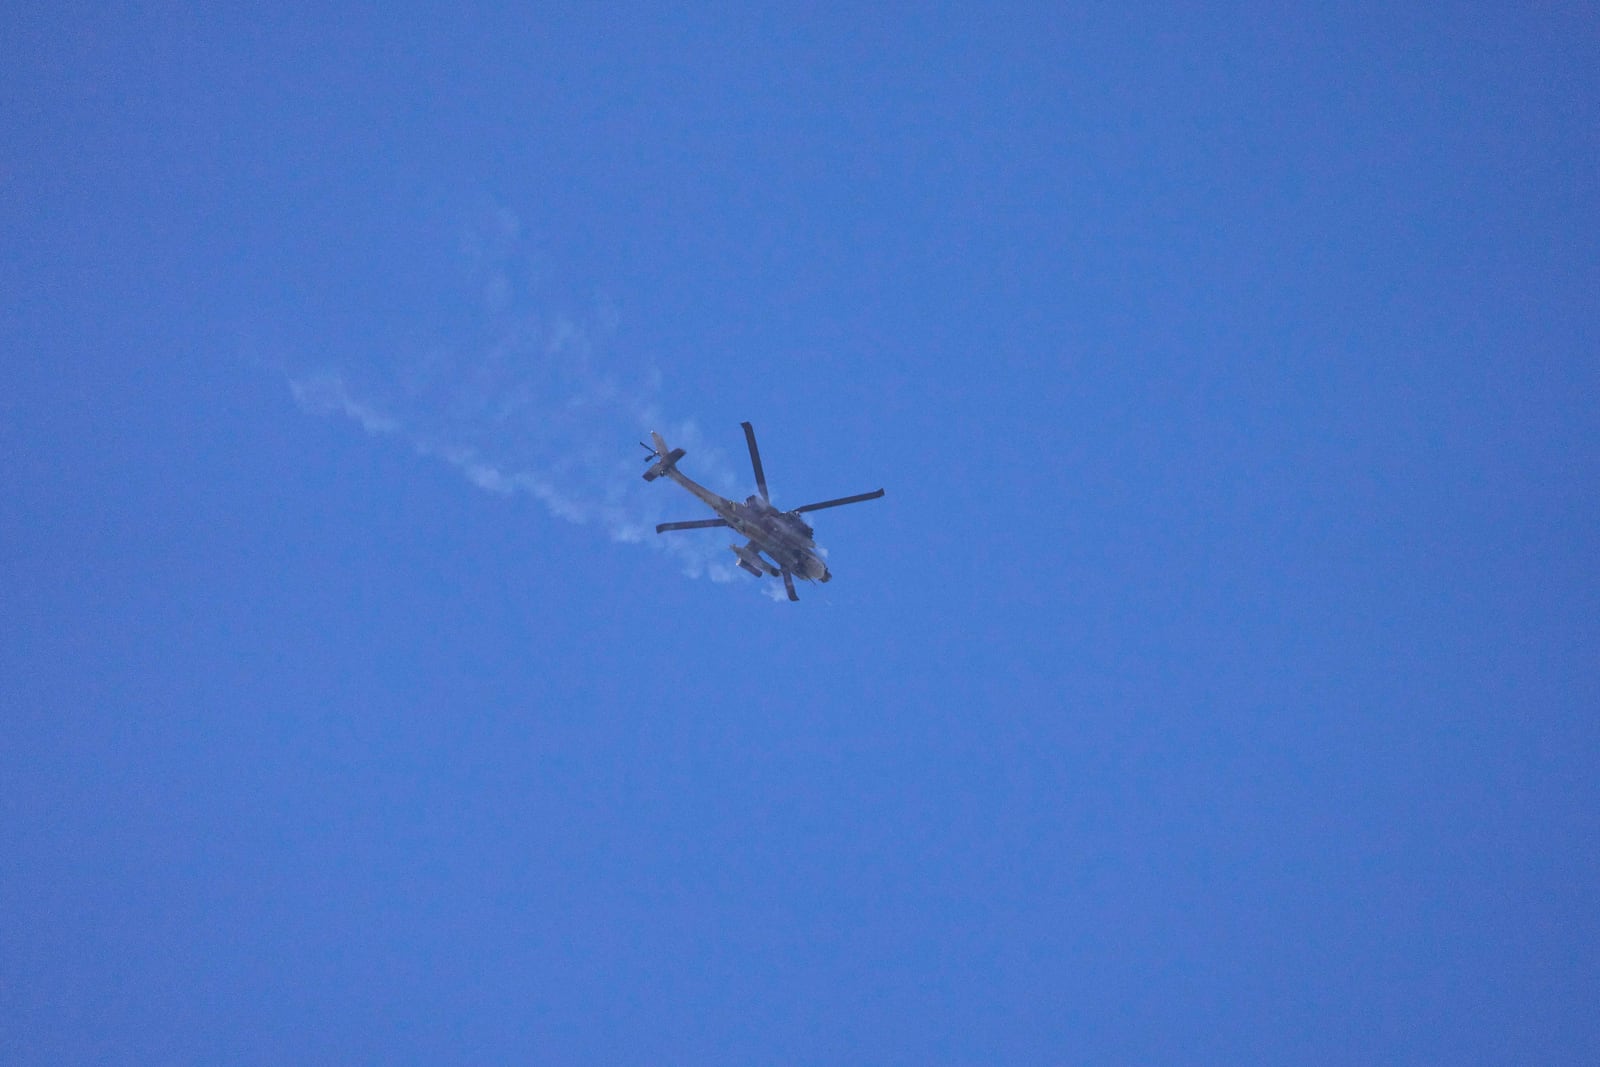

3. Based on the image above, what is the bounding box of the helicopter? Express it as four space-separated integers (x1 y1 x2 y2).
641 421 883 601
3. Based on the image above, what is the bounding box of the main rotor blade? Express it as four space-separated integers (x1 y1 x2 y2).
655 518 731 533
781 569 799 601
793 488 885 514
740 421 770 501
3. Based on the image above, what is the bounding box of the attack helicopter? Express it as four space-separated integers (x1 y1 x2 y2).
641 421 883 601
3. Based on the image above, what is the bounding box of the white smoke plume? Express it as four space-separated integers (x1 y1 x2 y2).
287 207 741 584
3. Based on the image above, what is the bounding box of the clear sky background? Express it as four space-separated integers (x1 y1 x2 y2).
4 5 1598 1064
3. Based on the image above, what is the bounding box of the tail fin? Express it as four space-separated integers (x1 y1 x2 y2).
641 431 686 481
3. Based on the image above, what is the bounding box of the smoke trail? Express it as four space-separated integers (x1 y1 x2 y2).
286 207 741 583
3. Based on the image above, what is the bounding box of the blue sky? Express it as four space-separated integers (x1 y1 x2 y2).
4 5 1598 1063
